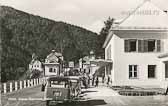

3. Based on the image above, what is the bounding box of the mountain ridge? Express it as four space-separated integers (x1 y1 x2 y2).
1 5 100 82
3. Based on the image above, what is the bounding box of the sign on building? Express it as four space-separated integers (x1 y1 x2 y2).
69 61 74 68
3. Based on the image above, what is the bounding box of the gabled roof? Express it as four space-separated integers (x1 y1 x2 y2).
103 0 168 48
113 0 168 30
29 59 41 65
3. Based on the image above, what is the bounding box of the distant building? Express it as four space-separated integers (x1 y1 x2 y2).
103 1 168 88
79 53 100 77
29 54 43 72
44 50 63 76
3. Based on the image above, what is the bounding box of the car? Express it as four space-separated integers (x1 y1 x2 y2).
45 76 82 106
68 76 82 97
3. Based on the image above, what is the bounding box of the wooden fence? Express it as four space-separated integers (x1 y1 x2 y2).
1 78 44 94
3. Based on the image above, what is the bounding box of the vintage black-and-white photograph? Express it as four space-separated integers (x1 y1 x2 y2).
1 0 168 106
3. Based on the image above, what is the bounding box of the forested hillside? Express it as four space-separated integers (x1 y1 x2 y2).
1 6 100 82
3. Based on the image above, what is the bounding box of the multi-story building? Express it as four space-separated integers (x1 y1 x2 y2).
29 59 43 72
103 1 168 88
44 50 63 76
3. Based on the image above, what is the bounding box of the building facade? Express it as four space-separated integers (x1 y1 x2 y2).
103 1 168 88
44 50 63 76
29 60 43 72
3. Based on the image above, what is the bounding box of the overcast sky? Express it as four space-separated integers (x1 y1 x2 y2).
1 0 168 33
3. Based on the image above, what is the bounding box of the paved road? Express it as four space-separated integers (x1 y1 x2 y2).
1 85 168 106
1 85 45 106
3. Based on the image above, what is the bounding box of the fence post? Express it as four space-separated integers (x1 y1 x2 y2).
36 78 39 85
20 81 22 89
10 82 12 92
15 81 18 91
34 79 36 86
36 79 38 85
3 83 7 94
39 78 41 84
24 80 26 88
31 79 34 86
38 78 40 84
27 80 30 87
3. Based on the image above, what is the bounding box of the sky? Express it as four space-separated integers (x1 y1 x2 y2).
1 0 168 33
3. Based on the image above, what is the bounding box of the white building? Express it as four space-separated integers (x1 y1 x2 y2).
29 59 43 72
44 50 63 76
103 1 168 88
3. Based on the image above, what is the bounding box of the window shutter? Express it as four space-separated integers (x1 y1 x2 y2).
138 40 144 52
144 40 148 52
125 40 129 52
157 40 161 52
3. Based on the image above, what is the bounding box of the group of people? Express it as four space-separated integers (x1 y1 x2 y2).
92 76 99 87
81 74 111 88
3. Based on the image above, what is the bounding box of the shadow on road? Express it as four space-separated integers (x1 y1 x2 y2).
56 99 107 106
81 90 98 94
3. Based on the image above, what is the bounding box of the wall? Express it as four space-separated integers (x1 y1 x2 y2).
105 31 116 82
111 31 168 88
44 64 59 76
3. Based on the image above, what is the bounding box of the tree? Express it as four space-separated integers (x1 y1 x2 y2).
96 17 115 58
1 6 99 82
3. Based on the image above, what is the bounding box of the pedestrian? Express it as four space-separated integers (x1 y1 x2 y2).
165 87 168 95
88 75 90 87
102 74 105 83
95 77 99 87
107 75 110 86
92 75 95 86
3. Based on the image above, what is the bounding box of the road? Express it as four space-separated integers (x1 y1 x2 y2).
1 85 168 106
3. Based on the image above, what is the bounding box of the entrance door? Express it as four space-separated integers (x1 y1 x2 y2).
165 62 168 78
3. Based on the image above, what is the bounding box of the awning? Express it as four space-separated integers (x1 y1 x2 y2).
158 53 168 58
158 52 168 62
90 59 113 67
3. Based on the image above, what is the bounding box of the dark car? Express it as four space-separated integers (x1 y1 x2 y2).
45 76 81 106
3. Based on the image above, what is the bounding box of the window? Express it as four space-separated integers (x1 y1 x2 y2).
148 65 156 78
125 40 137 52
125 39 161 53
49 68 52 72
129 65 138 79
147 40 156 52
129 40 137 52
54 68 56 72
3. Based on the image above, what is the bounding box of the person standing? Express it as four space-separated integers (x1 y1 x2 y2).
102 74 105 83
95 77 99 87
92 75 95 86
107 75 110 86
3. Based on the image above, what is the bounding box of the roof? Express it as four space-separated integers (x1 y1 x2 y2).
45 51 62 63
90 59 112 67
43 63 59 65
113 0 168 30
103 0 168 48
47 52 62 59
29 59 41 65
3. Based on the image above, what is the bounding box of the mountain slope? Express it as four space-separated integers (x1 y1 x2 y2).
1 6 99 82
